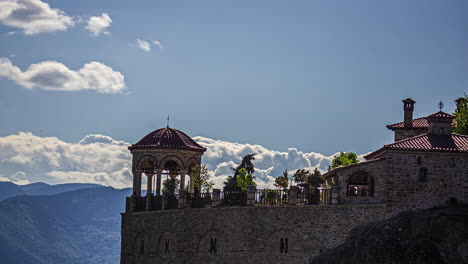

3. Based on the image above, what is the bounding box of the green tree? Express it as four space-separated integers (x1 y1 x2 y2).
190 165 214 193
274 169 289 189
453 94 468 135
292 169 309 184
236 168 255 191
162 178 179 194
330 152 359 170
305 168 324 188
223 154 256 192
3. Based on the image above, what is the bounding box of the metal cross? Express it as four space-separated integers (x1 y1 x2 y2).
438 101 444 111
166 115 170 128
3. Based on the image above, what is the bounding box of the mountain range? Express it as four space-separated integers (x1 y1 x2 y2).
0 182 130 264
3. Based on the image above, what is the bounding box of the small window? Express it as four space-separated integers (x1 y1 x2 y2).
419 168 428 182
417 157 422 165
449 159 455 167
440 128 445 134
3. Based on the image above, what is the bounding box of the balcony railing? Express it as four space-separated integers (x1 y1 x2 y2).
126 187 338 213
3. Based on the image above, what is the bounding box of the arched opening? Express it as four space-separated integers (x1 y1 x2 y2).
346 171 374 197
161 160 181 195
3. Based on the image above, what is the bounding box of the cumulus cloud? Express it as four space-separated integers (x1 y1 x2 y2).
194 137 339 189
0 57 126 93
132 39 162 52
0 132 132 188
0 0 74 35
0 132 354 189
85 13 111 36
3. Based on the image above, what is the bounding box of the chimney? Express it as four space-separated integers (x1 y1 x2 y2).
402 98 416 127
427 112 454 135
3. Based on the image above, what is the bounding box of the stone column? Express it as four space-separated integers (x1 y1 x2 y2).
190 175 195 193
331 186 340 205
132 170 142 197
289 186 298 205
180 172 186 191
212 189 221 208
156 170 162 196
246 185 256 206
146 172 154 211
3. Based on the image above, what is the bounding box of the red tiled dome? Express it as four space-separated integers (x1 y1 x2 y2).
129 127 206 152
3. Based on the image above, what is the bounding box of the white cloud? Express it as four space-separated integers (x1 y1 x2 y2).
0 132 132 188
0 0 74 35
194 136 339 189
0 132 353 189
153 40 162 49
0 57 126 93
132 39 162 52
85 13 111 36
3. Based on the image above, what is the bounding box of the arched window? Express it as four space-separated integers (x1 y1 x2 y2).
347 171 374 197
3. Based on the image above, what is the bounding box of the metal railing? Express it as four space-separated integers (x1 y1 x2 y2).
127 187 336 213
185 192 213 208
220 191 247 206
255 189 289 206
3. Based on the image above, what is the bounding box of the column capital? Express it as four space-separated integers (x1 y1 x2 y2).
180 170 189 175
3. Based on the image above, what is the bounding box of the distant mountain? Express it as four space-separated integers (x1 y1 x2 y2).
19 182 105 196
0 182 105 201
0 186 131 264
0 182 26 201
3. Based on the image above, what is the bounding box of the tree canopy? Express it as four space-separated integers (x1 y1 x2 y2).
453 94 468 135
274 169 289 189
292 169 309 183
305 168 324 188
330 152 359 170
190 164 214 193
236 168 256 191
223 154 256 192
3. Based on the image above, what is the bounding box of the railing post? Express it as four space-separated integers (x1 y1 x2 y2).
212 189 220 208
289 186 298 205
331 186 340 205
162 192 167 210
246 185 256 206
178 190 186 209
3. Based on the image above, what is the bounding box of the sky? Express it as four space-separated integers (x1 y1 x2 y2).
0 0 467 187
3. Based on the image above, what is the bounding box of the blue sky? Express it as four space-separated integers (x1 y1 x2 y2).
0 0 467 156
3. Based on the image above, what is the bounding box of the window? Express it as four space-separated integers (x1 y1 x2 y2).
449 158 455 167
346 171 374 196
417 157 422 165
419 168 428 182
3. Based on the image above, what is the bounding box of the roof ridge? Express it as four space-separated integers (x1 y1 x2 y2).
383 133 429 147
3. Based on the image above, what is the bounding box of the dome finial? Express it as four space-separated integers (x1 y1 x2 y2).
167 115 170 128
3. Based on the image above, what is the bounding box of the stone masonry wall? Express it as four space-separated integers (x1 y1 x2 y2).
121 204 388 264
384 151 468 215
394 128 427 142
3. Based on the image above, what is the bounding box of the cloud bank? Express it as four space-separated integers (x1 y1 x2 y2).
0 132 347 189
86 13 111 36
0 57 126 93
0 0 74 35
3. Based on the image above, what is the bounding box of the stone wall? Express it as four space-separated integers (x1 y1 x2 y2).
121 204 388 264
384 151 468 214
394 128 427 142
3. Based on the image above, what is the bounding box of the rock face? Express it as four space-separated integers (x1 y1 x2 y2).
311 203 468 264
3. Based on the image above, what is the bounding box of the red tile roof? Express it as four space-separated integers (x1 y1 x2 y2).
322 158 385 178
365 133 468 160
129 127 206 152
427 111 455 119
386 111 453 130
